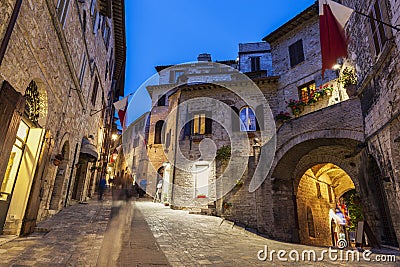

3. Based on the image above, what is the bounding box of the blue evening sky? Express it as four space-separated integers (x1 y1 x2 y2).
124 0 316 124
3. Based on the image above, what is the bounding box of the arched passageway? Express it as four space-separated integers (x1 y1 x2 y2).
267 138 399 248
296 163 361 247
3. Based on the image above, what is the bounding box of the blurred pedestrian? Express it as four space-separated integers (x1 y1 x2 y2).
98 177 107 200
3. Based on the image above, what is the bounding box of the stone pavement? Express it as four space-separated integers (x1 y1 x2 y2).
135 201 400 267
0 195 112 266
0 194 398 266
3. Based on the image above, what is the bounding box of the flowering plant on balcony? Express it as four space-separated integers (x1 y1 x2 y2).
287 99 306 116
338 67 357 88
275 111 292 122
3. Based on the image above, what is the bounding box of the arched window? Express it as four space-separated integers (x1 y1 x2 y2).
154 120 164 144
307 207 316 238
239 106 256 132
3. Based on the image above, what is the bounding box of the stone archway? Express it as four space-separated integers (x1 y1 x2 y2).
296 163 357 247
266 137 399 247
49 141 70 210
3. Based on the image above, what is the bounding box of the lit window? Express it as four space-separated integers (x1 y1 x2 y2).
193 114 206 135
299 82 316 103
239 107 256 132
192 114 212 135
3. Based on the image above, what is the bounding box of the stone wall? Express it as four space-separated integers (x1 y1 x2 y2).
0 0 117 232
343 0 400 245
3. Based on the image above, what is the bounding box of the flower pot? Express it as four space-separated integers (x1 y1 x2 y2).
345 84 357 97
197 195 206 199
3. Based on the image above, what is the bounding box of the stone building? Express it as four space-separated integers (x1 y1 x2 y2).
135 1 400 249
0 0 126 235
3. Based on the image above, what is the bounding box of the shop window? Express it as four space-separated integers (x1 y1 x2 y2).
299 82 316 103
289 39 305 67
56 0 71 27
0 121 29 201
307 207 316 238
239 106 256 132
154 120 164 144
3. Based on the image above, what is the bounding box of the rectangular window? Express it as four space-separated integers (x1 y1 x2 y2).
91 77 99 106
251 57 261 72
289 39 305 67
79 54 87 86
192 114 212 135
157 95 166 106
298 82 316 103
369 0 388 56
56 0 71 27
170 71 185 83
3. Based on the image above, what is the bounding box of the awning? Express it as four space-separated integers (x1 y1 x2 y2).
80 137 99 162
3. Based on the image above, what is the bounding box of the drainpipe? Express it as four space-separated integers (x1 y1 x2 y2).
0 0 23 66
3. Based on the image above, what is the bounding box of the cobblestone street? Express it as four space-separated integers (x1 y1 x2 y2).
0 194 398 266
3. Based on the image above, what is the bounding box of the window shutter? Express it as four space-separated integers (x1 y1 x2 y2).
0 81 25 185
379 0 392 39
184 120 191 137
205 118 212 134
289 40 304 67
231 106 239 132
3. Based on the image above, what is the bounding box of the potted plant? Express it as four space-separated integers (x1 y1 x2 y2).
339 67 357 96
275 111 292 123
53 153 63 166
287 99 306 116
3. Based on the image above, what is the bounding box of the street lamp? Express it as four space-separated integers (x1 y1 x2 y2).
111 133 118 141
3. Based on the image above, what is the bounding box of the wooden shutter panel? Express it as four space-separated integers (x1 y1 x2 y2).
231 106 239 132
0 81 25 185
205 118 212 134
183 120 191 137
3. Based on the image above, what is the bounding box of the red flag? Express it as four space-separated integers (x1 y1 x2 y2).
319 0 353 77
113 96 129 130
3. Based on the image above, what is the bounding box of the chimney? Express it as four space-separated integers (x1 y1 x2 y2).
197 53 212 62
